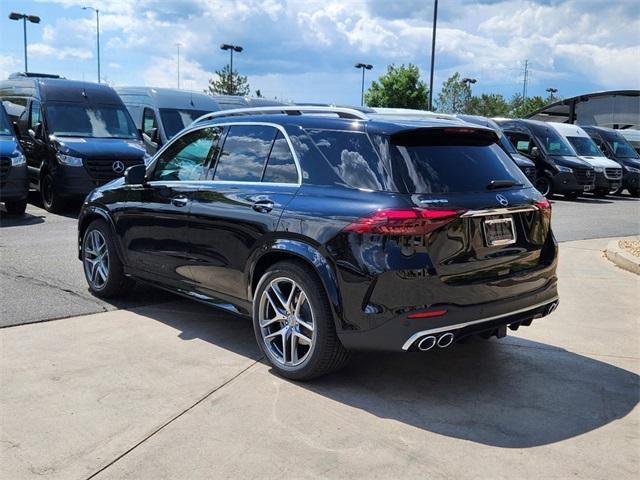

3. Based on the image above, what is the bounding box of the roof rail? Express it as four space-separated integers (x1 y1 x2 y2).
191 105 369 125
8 72 64 79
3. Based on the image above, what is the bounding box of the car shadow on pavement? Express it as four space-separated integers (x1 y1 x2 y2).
145 303 639 449
553 196 613 204
0 211 45 227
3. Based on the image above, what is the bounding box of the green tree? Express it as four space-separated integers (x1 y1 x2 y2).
205 64 250 96
435 73 472 113
509 94 551 118
466 93 511 117
364 64 429 109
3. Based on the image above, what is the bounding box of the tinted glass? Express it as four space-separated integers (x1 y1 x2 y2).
0 105 12 136
2 98 27 121
143 108 157 135
30 101 41 128
306 129 392 191
159 108 210 139
213 125 276 182
498 133 517 154
262 132 298 183
504 131 532 154
153 127 221 181
45 103 138 138
600 131 639 158
388 143 528 194
529 124 575 156
567 136 602 156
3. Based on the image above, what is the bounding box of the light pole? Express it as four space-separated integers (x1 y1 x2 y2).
81 7 100 82
354 63 373 106
220 43 243 95
428 0 438 110
8 12 41 73
546 87 558 100
175 42 182 89
462 77 477 87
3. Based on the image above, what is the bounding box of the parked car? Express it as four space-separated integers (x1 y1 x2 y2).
498 119 595 198
547 122 623 197
116 87 223 154
0 73 149 212
456 114 537 185
582 126 640 197
618 129 640 155
0 103 28 214
78 106 559 380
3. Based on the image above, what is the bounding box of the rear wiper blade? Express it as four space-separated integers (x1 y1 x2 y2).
486 180 523 190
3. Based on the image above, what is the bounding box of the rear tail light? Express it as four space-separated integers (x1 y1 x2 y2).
344 208 465 235
407 309 447 319
535 199 551 219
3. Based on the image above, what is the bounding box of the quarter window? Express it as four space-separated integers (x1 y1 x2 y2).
262 132 298 183
153 127 222 181
213 125 277 182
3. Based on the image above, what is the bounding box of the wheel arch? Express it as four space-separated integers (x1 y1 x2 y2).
77 206 125 263
248 240 343 323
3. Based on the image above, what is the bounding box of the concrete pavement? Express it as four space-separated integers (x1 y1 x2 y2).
1 237 639 479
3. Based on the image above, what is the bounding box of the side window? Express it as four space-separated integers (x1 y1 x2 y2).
152 127 222 181
29 100 41 128
2 97 27 122
505 132 532 154
213 125 276 182
262 132 298 183
142 108 156 135
306 129 390 191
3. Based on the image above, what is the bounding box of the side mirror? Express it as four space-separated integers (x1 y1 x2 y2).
12 121 21 137
530 146 542 159
28 123 44 144
124 164 147 185
143 127 160 146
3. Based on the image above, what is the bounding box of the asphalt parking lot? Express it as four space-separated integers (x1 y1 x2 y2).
1 193 639 479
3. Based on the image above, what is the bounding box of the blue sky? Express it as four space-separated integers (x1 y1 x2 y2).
1 0 638 105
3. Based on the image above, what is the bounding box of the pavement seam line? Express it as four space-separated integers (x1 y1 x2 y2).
84 358 263 480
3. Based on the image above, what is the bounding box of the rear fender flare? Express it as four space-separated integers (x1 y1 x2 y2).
247 239 342 319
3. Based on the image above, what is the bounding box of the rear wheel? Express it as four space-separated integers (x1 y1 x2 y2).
4 199 27 215
82 219 134 298
253 260 350 380
40 172 66 213
534 175 553 198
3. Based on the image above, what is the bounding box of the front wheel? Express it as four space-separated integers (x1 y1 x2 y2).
629 188 640 198
253 260 350 380
534 175 553 198
40 172 66 213
82 219 134 298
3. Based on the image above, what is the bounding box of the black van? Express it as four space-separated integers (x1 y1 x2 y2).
0 73 148 212
581 126 640 197
0 103 29 214
498 119 595 198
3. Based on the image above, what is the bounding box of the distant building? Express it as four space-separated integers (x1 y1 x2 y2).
528 90 639 130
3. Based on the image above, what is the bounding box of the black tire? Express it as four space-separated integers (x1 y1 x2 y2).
564 191 580 200
81 219 134 298
534 175 553 198
610 186 623 196
4 199 27 215
253 260 351 381
40 172 66 213
594 188 609 198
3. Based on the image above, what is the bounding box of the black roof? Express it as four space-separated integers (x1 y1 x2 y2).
0 77 123 105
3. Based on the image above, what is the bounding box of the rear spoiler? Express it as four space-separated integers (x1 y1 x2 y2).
391 126 499 147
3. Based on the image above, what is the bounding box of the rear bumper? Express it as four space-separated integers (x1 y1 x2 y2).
338 277 559 351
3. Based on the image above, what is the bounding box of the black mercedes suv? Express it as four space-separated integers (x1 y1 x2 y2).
78 106 559 380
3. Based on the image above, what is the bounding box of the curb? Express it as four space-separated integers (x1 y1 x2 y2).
605 238 640 275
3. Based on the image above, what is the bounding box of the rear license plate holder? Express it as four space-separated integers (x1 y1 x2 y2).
483 217 516 247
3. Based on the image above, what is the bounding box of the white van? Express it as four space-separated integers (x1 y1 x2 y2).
548 122 623 197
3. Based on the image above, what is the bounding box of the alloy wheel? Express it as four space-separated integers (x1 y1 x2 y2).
258 277 315 367
83 229 110 290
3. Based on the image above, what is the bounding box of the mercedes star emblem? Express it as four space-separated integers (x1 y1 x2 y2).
496 194 509 206
112 161 125 174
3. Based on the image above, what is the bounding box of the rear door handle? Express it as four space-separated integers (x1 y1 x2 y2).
252 199 274 213
171 195 189 207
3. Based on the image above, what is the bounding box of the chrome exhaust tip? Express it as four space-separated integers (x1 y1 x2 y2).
437 332 455 348
546 301 559 315
417 336 437 351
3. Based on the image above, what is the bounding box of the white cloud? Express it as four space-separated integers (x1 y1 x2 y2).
28 43 93 60
0 55 21 79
